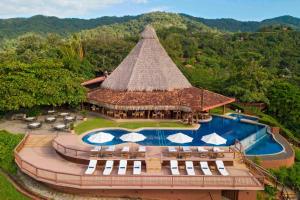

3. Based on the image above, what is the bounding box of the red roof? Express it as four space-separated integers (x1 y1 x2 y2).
81 76 106 86
87 87 235 112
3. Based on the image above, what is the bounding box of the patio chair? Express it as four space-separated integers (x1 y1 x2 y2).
168 146 177 157
118 160 127 175
185 161 195 176
85 160 97 175
200 161 212 175
90 146 101 157
215 160 229 176
213 147 224 152
103 160 114 175
133 161 142 175
197 147 209 158
213 147 225 158
121 146 130 158
138 146 146 156
182 146 192 158
170 160 180 175
104 145 115 157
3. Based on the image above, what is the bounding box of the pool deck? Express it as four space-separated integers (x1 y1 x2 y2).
15 134 264 191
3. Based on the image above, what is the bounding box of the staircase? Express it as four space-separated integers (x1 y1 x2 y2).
23 135 55 148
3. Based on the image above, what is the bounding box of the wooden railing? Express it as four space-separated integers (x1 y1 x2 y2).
53 139 236 161
233 142 297 200
15 134 264 190
14 155 264 189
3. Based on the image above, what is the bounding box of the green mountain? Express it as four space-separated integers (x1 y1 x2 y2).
0 12 212 40
0 14 136 39
1 12 299 40
181 14 300 32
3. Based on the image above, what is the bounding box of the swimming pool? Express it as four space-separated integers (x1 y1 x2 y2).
82 116 283 155
228 113 259 121
245 134 284 155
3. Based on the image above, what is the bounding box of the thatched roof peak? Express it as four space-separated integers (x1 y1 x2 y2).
141 25 158 39
101 25 192 92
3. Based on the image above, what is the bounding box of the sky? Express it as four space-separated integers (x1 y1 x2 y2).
0 0 299 21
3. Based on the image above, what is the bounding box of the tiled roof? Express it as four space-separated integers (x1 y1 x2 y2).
87 87 235 112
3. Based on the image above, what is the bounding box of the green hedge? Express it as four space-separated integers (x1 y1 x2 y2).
0 130 24 174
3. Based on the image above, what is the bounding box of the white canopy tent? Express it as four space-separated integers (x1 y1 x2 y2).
120 132 146 142
201 132 227 145
87 132 114 143
167 132 193 144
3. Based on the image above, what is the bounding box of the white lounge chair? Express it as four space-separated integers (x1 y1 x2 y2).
103 160 114 175
85 160 97 175
200 161 212 175
216 160 229 176
185 161 195 175
138 146 146 152
91 146 101 152
170 160 180 175
213 147 224 152
183 146 192 152
133 161 142 175
197 147 209 152
105 145 115 157
106 145 115 152
122 146 129 152
118 160 127 175
168 146 177 152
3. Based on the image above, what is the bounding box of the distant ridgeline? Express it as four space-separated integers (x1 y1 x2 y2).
0 12 300 39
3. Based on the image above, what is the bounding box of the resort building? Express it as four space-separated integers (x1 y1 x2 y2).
85 25 235 121
13 26 278 200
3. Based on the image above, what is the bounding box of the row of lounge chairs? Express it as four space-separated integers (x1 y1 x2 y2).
168 146 226 158
90 145 146 157
85 160 142 175
168 146 225 153
170 160 229 176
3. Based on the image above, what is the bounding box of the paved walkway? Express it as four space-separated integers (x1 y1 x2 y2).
0 115 74 135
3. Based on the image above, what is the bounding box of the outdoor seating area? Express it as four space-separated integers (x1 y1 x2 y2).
164 146 232 160
10 110 79 132
15 134 264 191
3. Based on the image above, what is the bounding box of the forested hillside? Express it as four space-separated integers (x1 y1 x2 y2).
1 12 300 40
183 14 300 32
0 12 300 138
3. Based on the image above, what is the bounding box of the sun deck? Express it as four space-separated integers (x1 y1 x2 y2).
15 134 264 190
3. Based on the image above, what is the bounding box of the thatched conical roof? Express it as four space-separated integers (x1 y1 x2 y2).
101 25 192 91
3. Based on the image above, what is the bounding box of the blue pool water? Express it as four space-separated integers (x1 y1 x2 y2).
82 116 284 155
229 113 259 121
245 134 283 155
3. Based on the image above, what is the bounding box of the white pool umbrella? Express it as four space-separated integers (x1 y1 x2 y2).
167 133 193 144
87 132 114 143
201 132 227 145
120 132 146 142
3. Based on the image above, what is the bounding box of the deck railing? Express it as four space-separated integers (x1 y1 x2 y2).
15 134 264 190
52 139 236 161
15 152 264 189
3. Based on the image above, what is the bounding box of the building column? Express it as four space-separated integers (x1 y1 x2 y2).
223 105 226 114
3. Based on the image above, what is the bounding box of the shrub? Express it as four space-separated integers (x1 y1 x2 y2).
0 130 24 174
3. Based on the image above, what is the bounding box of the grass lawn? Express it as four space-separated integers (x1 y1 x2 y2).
0 173 29 200
74 118 192 134
210 106 235 115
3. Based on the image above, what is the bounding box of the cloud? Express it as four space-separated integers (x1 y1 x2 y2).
0 0 148 18
131 0 148 3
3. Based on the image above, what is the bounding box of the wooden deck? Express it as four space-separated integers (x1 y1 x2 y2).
15 134 264 190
